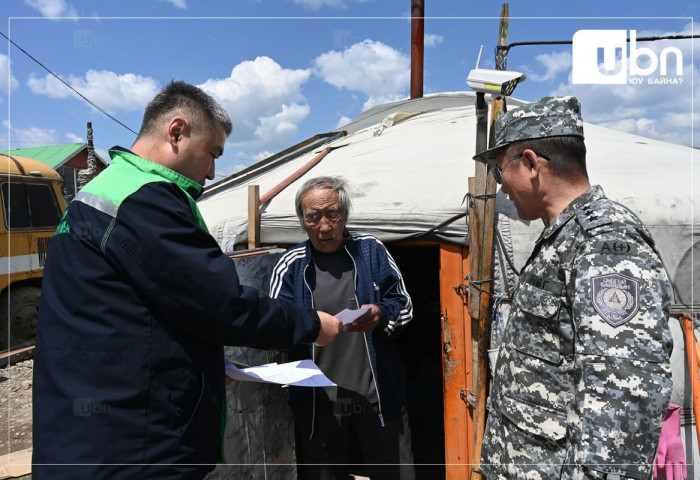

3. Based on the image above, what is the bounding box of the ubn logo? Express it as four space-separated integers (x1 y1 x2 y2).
572 30 683 84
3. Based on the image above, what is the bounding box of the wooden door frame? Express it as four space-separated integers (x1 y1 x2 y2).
396 240 473 479
439 243 473 479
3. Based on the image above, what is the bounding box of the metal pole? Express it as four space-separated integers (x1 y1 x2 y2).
410 0 424 99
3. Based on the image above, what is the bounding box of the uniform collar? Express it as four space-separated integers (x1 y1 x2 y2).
537 185 605 243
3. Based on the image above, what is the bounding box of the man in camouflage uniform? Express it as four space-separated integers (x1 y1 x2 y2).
473 96 672 479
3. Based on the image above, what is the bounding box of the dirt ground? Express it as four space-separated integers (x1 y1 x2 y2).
0 358 33 479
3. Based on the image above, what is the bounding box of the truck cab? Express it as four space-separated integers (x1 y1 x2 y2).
0 154 67 349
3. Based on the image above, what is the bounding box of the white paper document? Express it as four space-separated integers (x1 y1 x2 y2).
334 306 370 325
225 358 336 387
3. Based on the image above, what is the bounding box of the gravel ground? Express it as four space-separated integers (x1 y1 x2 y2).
0 358 34 479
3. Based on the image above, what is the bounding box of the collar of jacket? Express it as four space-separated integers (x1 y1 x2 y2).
536 184 605 244
109 147 204 200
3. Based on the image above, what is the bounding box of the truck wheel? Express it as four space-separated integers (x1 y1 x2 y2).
0 287 41 350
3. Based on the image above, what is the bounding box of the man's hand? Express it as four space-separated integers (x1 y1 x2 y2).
314 311 343 346
344 304 380 333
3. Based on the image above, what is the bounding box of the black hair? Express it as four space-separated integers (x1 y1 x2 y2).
136 80 232 140
507 135 588 181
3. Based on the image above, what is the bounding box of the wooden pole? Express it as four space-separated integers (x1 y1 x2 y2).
258 148 331 205
467 176 478 420
468 94 489 320
469 5 510 478
490 4 510 125
247 184 260 249
467 119 497 480
681 313 700 450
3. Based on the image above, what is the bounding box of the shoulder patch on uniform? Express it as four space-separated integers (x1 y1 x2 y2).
591 273 639 327
591 240 637 255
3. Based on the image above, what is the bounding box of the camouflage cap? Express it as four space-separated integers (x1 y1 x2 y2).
473 96 585 164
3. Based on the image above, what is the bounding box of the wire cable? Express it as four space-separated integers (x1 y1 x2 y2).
502 33 700 51
1 30 138 136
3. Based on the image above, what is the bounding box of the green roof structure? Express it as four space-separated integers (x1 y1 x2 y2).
1 143 108 169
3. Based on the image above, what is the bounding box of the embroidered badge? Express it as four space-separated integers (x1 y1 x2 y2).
591 273 639 327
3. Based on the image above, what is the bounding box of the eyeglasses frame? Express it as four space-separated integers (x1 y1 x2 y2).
490 150 551 184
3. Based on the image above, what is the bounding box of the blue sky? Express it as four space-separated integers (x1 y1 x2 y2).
2 0 697 181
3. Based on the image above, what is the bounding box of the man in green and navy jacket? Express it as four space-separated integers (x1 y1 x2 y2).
32 81 342 480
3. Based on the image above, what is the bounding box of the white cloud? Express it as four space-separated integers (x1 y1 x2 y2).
553 59 698 148
198 56 312 160
314 39 409 111
361 94 406 112
1 120 58 150
254 103 310 143
27 70 160 113
0 54 19 93
596 111 698 146
291 0 346 9
160 0 187 9
290 0 376 7
336 115 352 129
424 34 444 48
535 21 700 148
65 132 83 143
527 51 572 82
27 74 70 98
23 0 78 17
249 151 273 163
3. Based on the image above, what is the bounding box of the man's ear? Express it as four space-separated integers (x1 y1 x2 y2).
522 149 544 180
167 116 187 147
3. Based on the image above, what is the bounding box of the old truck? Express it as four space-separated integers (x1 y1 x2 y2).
0 153 67 350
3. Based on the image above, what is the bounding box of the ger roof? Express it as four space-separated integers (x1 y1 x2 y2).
198 92 698 309
1 143 108 170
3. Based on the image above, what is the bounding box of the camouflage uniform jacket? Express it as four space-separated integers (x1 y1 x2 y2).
481 185 672 480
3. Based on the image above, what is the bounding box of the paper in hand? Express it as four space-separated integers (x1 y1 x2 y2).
334 306 371 325
225 358 336 387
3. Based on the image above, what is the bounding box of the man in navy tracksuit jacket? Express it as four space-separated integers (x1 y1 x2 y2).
32 81 341 480
269 176 415 479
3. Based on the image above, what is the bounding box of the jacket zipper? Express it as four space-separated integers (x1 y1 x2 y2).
345 244 385 427
302 260 317 440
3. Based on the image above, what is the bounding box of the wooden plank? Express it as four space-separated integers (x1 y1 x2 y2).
395 239 440 247
0 344 34 368
467 176 479 449
0 448 32 479
470 166 497 480
258 148 331 205
247 184 260 250
205 131 344 193
469 5 510 478
440 244 472 479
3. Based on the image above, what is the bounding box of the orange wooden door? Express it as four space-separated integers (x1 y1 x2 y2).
439 244 473 479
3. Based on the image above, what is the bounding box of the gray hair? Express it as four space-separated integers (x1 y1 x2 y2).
295 176 352 228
